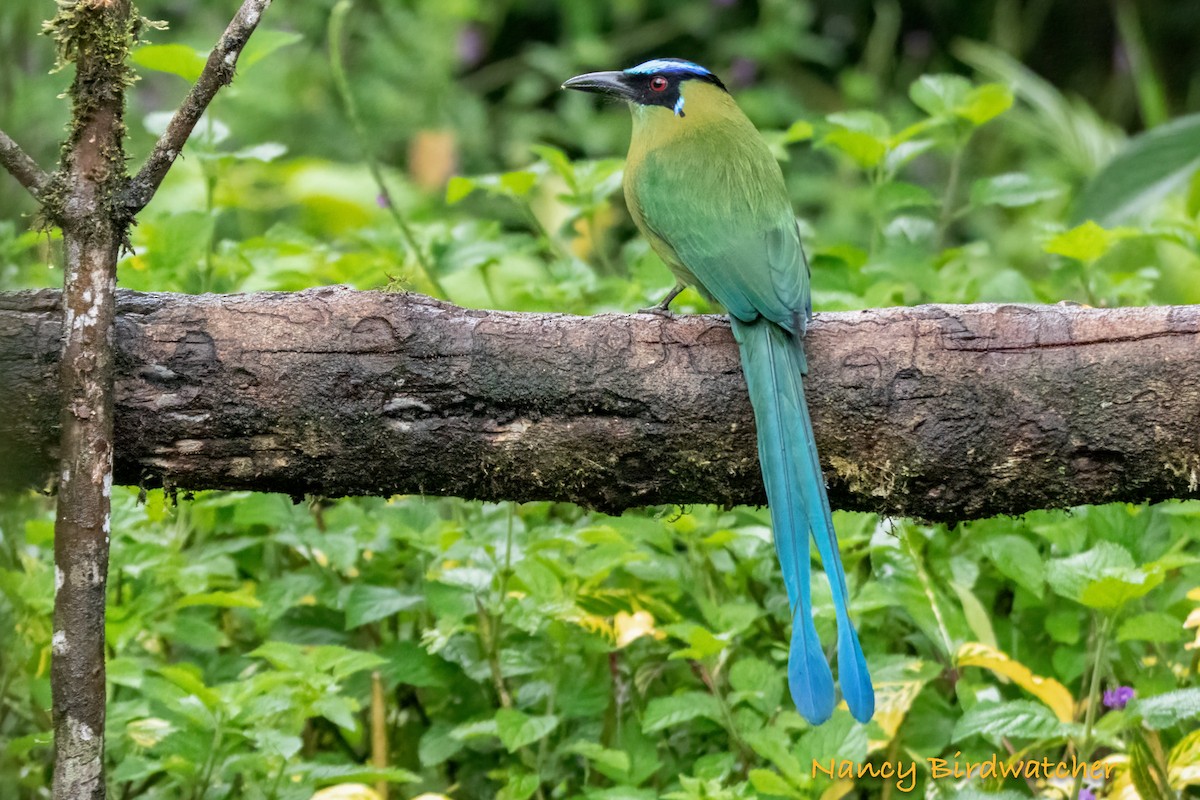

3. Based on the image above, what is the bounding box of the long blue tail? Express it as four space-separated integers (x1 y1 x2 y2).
731 318 874 724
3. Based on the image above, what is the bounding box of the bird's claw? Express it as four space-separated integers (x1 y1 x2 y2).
637 304 677 318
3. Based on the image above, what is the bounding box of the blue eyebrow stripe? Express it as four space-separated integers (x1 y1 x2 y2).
625 58 712 77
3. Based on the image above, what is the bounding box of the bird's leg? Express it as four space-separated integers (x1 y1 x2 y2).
638 283 686 316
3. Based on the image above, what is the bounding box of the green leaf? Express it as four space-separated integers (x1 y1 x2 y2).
132 43 206 82
1133 689 1200 729
238 29 304 71
982 535 1045 597
446 175 476 204
175 588 262 609
566 741 630 778
1044 220 1121 262
875 181 939 214
953 700 1073 742
498 772 541 800
783 120 814 143
494 709 559 751
418 722 463 766
155 665 221 711
1117 612 1183 643
1079 569 1164 610
822 111 890 169
748 768 801 797
301 763 420 786
1075 112 1200 225
970 173 1066 209
1044 609 1082 645
909 74 972 116
1046 541 1134 600
344 584 422 629
956 83 1014 125
499 170 538 197
641 692 723 733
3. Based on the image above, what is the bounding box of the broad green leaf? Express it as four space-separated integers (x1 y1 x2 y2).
1079 569 1164 610
498 772 540 800
748 769 802 797
155 665 221 711
743 726 807 785
418 722 462 766
1044 609 1082 645
499 170 538 197
1075 112 1200 225
641 692 723 733
952 700 1072 742
1134 689 1200 730
1046 541 1134 600
175 588 262 609
377 641 454 689
875 181 938 214
1044 220 1120 262
970 173 1065 209
822 111 890 169
783 120 814 143
909 74 972 116
302 763 420 786
956 83 1014 125
446 176 476 204
238 29 304 71
132 43 206 81
494 709 559 751
566 741 630 778
343 584 422 629
982 535 1045 597
1117 612 1184 643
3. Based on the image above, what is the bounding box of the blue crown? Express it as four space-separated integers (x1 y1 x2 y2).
624 58 714 78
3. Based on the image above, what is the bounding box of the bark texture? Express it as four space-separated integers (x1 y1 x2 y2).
4 288 1199 520
42 1 134 796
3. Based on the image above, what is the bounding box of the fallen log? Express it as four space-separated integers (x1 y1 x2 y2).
2 287 1198 520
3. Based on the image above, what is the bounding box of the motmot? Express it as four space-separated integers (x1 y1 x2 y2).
563 59 873 724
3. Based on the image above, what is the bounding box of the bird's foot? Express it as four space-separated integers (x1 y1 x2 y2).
636 303 677 318
637 283 685 317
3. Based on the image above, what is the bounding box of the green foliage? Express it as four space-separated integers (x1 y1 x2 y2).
3 2 1200 799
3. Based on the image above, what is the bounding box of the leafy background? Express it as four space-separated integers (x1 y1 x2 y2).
2 1 1200 798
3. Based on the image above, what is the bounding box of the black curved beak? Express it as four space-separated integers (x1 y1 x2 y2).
561 70 635 100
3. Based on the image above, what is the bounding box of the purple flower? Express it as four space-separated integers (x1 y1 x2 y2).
1102 686 1135 710
457 24 486 68
728 57 758 89
1079 789 1096 800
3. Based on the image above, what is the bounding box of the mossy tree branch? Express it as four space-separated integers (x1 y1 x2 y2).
0 128 49 197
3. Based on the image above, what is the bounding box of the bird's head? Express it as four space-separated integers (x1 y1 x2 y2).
562 58 728 120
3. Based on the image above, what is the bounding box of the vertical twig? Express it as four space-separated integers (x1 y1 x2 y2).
327 0 448 298
371 671 389 800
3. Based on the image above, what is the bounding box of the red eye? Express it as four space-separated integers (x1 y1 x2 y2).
650 76 669 92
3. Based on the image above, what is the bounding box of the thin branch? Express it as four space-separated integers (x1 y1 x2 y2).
122 0 273 214
0 128 49 198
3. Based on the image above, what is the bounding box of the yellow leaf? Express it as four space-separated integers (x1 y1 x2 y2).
614 610 661 648
955 642 1075 722
310 785 381 800
819 779 855 800
867 675 926 753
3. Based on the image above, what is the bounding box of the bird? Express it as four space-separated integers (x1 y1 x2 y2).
562 58 873 725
